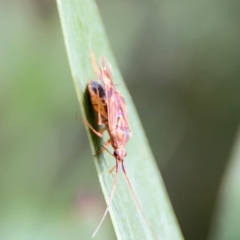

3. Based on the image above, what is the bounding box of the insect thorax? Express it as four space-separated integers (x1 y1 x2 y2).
109 128 132 149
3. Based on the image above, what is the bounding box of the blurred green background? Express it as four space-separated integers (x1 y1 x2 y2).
1 0 240 240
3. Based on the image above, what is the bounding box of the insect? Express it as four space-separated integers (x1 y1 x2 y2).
85 53 153 238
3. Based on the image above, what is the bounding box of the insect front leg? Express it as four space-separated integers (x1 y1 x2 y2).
109 165 116 174
82 118 106 137
95 139 111 156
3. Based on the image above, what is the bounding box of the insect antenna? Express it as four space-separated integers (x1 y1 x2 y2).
92 160 119 238
122 161 157 239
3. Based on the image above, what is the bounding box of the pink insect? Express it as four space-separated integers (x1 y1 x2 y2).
84 53 154 238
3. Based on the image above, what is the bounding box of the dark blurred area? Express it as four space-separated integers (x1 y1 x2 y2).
0 0 239 239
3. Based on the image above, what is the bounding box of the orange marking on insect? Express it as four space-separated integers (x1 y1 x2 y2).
86 53 155 238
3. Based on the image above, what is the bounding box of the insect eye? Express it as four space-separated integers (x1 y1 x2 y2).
124 152 127 157
113 151 118 157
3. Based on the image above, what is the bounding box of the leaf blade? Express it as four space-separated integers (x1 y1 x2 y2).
56 0 184 239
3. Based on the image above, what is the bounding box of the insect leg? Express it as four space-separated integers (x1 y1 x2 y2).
95 139 111 156
82 118 105 137
96 146 115 173
92 159 119 238
96 88 102 125
99 144 114 158
109 165 116 174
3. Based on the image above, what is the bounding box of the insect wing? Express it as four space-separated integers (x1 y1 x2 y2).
90 51 103 81
116 90 131 131
101 56 119 130
100 56 114 85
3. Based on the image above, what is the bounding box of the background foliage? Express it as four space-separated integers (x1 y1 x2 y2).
1 0 240 240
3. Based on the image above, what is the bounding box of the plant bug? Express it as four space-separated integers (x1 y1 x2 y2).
85 53 154 238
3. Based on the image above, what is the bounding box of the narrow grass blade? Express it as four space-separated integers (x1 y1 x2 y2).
56 0 184 239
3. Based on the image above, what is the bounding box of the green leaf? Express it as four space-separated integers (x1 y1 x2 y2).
56 0 184 239
209 126 240 240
